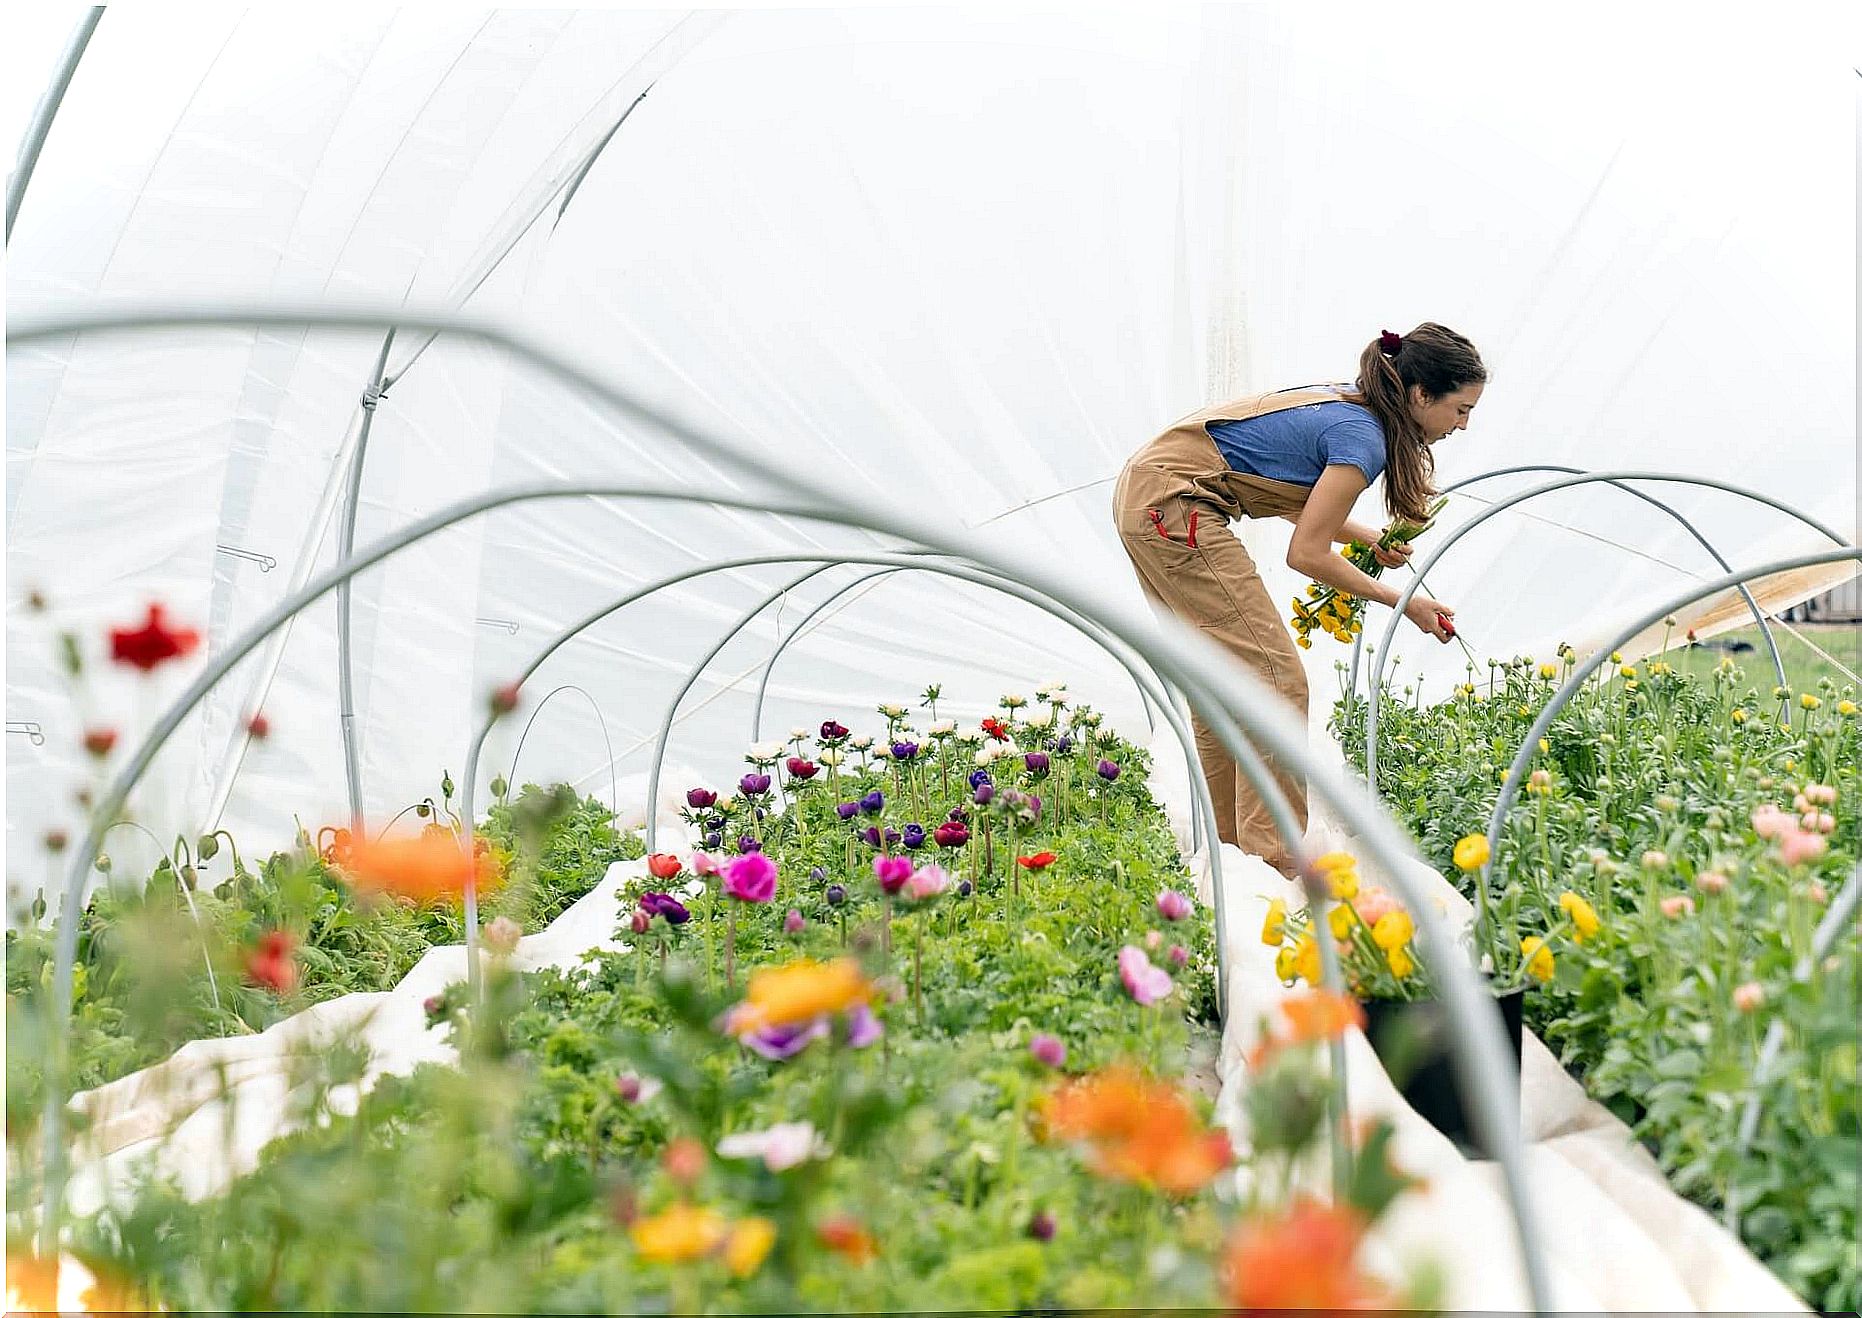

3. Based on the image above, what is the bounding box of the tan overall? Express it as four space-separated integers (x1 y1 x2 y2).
1113 387 1341 876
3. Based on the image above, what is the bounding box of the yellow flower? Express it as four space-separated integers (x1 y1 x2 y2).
1370 910 1413 951
1274 944 1299 982
1296 636 1312 650
1801 693 1821 710
1328 904 1358 939
723 1217 777 1278
1260 898 1288 947
1452 834 1490 871
1557 891 1600 943
1620 664 1637 679
1610 651 1623 664
632 1203 729 1263
1538 663 1557 679
1292 931 1322 984
1731 708 1748 724
1624 680 1639 693
1310 852 1359 900
727 958 874 1035
1537 737 1550 753
1839 699 1858 717
1520 936 1554 983
1386 945 1415 979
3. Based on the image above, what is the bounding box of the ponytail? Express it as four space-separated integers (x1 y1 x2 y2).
1344 322 1486 524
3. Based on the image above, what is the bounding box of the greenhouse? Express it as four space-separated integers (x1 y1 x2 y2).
4 5 1856 1313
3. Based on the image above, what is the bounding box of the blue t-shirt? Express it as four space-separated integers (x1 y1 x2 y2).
1206 396 1386 487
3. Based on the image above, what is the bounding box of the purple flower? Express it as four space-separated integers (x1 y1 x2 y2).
737 835 763 855
933 820 970 849
615 1074 643 1103
859 826 882 848
973 783 995 806
724 852 778 903
741 1016 830 1061
957 879 974 898
809 866 827 882
947 806 969 823
901 823 927 850
873 854 913 895
704 830 724 851
890 740 919 762
1054 734 1074 754
844 1003 883 1049
967 769 993 789
1118 944 1172 1006
859 789 885 815
629 910 651 935
1155 889 1194 922
884 827 900 848
1024 752 1050 775
825 883 847 906
638 891 692 925
1028 1210 1056 1242
820 719 850 743
1097 759 1121 782
740 773 772 796
1029 1033 1067 1068
686 787 717 810
783 908 806 934
836 801 861 821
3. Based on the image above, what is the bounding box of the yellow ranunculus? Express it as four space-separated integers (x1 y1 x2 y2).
1452 834 1491 872
1261 898 1288 947
1274 944 1299 982
1731 708 1748 724
1620 664 1637 679
1370 910 1413 951
1557 891 1600 943
1292 932 1322 984
1520 936 1554 983
1838 699 1857 716
1537 737 1550 754
631 1203 729 1263
727 958 874 1035
1328 903 1357 939
723 1217 777 1278
1801 693 1821 710
1297 636 1313 650
1624 680 1639 693
1610 651 1623 664
1537 663 1557 679
1386 945 1415 979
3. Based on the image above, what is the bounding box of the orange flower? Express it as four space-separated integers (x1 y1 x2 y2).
815 1215 878 1264
6 1250 60 1311
1223 1198 1386 1311
1248 990 1366 1071
335 827 503 904
1040 1064 1232 1196
1017 851 1058 870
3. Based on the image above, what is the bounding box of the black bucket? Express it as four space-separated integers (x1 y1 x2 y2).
1360 987 1526 1160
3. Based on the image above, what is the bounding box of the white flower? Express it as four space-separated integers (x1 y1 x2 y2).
818 749 843 767
1036 680 1069 698
1021 709 1053 731
873 744 894 759
955 726 984 744
878 703 907 719
927 720 956 736
849 736 874 751
974 746 996 767
999 693 1028 709
789 727 811 742
747 741 787 764
716 1121 829 1172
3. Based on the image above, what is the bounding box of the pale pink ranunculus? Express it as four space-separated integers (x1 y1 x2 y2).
691 851 723 878
481 915 522 956
1807 880 1828 905
1792 793 1811 814
1641 849 1669 870
1659 895 1695 919
1352 887 1399 929
723 852 778 902
1695 870 1730 894
1732 982 1765 1013
902 863 950 901
1117 945 1173 1006
1751 804 1790 840
1804 783 1837 807
1144 929 1164 951
715 1120 828 1172
1155 889 1194 922
1776 827 1828 867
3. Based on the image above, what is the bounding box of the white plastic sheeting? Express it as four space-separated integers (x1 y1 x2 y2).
7 6 1856 880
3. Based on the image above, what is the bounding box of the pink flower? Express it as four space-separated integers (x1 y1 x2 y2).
1155 889 1194 922
1641 849 1669 870
1732 982 1765 1013
481 915 522 956
1168 943 1189 968
1117 945 1173 1006
1776 827 1828 867
716 1120 827 1172
783 908 806 934
1800 809 1835 834
873 854 912 895
691 851 723 878
1029 1033 1067 1068
901 863 949 901
1144 929 1164 951
1751 804 1790 839
1807 880 1828 905
1352 887 1399 928
724 852 778 903
1804 783 1837 807
1694 870 1729 894
1792 793 1811 814
1659 895 1695 919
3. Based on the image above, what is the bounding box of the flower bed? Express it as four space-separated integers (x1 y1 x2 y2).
1333 647 1859 1310
15 690 1432 1312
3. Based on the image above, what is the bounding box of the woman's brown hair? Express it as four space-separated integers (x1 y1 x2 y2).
1343 322 1486 524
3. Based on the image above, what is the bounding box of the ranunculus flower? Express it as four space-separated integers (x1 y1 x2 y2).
1024 751 1050 774
109 602 201 672
836 801 861 821
1155 889 1193 921
647 853 683 880
630 1203 727 1264
873 854 913 895
1751 804 1790 839
1452 834 1490 871
902 863 949 901
1777 827 1828 866
1017 851 1057 871
740 773 772 797
933 820 970 848
724 853 778 903
481 915 522 955
1260 898 1288 946
717 1120 829 1172
900 823 927 850
1556 891 1600 942
1117 945 1173 1006
1096 759 1121 781
1694 870 1729 894
739 1016 831 1061
1660 895 1695 919
1641 849 1669 870
686 787 717 810
786 757 818 780
1029 1033 1067 1068
337 830 501 904
859 790 885 815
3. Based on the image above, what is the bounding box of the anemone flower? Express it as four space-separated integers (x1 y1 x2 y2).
647 853 683 880
1155 889 1193 922
786 756 819 780
1024 752 1051 775
890 740 920 762
901 823 927 850
1096 759 1120 781
724 854 777 903
686 787 718 810
933 820 970 849
740 773 772 797
968 769 993 789
640 892 692 925
820 720 850 743
836 801 861 821
873 854 913 895
1117 945 1173 1006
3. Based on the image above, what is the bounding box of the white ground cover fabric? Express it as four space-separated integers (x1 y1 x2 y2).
53 741 1809 1312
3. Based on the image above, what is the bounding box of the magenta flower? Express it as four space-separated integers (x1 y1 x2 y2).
1155 889 1193 922
741 1016 831 1061
902 863 950 901
820 720 850 743
740 773 772 796
724 852 778 903
1167 944 1189 968
873 854 913 895
686 787 717 810
639 892 692 925
1029 1033 1067 1068
1117 945 1172 1006
783 908 806 934
786 756 819 780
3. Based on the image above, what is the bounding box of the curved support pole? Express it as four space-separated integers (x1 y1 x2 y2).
1727 863 1860 1234
1476 548 1861 957
1345 464 1791 712
505 684 620 821
335 332 397 829
5 7 104 242
13 307 1552 1307
1364 471 1853 795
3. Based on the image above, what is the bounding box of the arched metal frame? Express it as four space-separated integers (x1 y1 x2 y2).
1472 547 1861 944
1343 464 1795 712
4 7 104 242
11 305 1553 1307
1364 471 1852 794
503 683 620 821
335 332 397 828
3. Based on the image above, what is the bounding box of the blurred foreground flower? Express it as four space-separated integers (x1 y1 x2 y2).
336 829 503 904
630 1203 727 1264
722 957 875 1036
109 602 201 672
1223 1198 1386 1310
1040 1064 1232 1196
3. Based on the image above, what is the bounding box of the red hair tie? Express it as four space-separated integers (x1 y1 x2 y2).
1379 329 1403 356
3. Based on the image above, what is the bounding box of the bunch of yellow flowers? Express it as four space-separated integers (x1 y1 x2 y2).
1260 850 1429 1000
1286 497 1448 650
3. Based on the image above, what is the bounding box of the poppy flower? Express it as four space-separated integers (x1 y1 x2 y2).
337 830 500 904
109 603 201 672
647 853 683 880
933 820 970 849
981 717 1010 742
1017 851 1057 871
246 929 298 992
815 1216 878 1265
1222 1199 1383 1310
740 773 772 797
686 787 717 810
724 853 778 903
786 757 819 780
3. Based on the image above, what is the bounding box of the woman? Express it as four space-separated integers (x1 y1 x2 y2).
1113 323 1486 876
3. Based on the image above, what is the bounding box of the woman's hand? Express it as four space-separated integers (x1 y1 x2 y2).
1404 594 1456 643
1372 541 1413 570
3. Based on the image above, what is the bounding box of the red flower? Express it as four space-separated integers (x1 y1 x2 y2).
109 603 201 672
981 717 1010 742
245 929 298 993
489 681 522 716
815 1216 879 1265
1017 851 1058 871
247 711 271 740
82 727 119 757
647 852 683 880
786 756 819 780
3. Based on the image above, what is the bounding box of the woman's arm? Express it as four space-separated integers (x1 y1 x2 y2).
1285 467 1453 638
1279 511 1409 564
